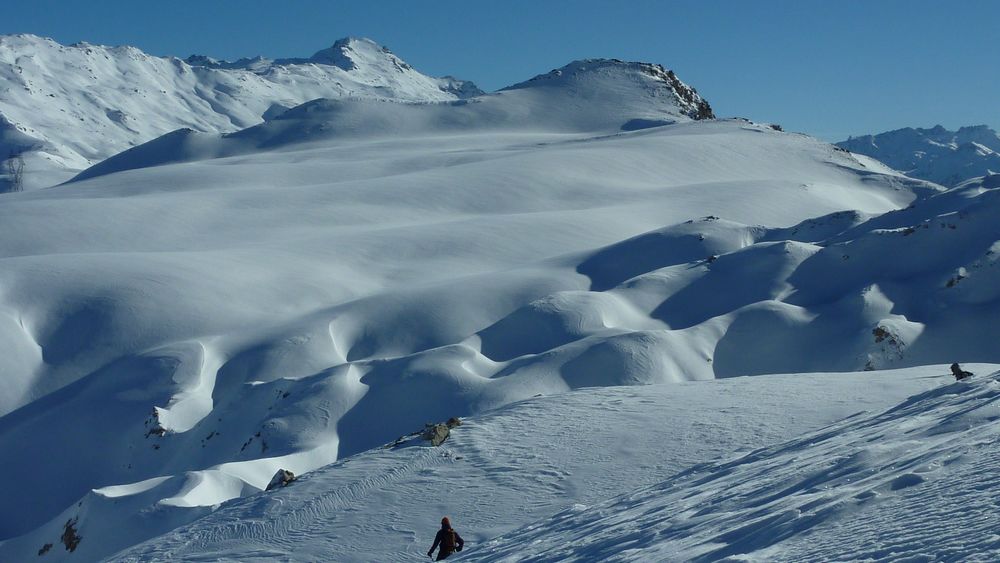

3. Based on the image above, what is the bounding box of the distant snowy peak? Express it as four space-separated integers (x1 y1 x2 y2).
504 59 714 120
837 124 1000 186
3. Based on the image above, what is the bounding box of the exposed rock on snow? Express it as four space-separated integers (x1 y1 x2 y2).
421 423 451 446
266 469 297 491
950 362 974 380
59 518 80 553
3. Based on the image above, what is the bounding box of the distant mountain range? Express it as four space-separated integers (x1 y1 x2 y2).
838 125 1000 187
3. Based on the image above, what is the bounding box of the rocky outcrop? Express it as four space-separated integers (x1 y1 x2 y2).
951 363 974 380
266 469 296 491
60 518 81 552
421 423 451 446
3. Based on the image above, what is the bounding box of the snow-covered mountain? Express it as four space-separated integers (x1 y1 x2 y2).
1 37 997 562
837 125 1000 187
0 34 480 190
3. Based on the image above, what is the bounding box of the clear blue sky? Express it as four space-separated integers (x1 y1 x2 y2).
3 0 997 140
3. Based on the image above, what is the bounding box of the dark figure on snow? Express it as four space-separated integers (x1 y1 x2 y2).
428 517 464 560
951 363 974 381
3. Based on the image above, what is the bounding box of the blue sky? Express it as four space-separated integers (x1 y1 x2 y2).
3 0 997 140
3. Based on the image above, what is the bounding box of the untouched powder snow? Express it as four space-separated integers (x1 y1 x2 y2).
467 369 1000 562
0 34 480 190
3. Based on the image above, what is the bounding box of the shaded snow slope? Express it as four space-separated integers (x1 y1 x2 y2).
468 369 1000 562
0 34 479 190
68 367 975 563
838 124 1000 187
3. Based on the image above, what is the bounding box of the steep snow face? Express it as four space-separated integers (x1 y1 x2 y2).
467 370 1000 562
838 125 1000 186
0 34 480 190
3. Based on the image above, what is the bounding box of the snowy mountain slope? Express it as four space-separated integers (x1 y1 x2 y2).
71 58 713 182
837 125 1000 187
0 34 480 190
467 369 1000 562
19 366 976 563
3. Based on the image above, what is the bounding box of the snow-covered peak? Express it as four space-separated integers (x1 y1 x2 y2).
503 58 713 120
307 37 398 70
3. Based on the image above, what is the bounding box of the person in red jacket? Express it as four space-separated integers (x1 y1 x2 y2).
428 517 464 560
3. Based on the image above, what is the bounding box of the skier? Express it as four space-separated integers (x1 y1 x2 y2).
427 517 464 560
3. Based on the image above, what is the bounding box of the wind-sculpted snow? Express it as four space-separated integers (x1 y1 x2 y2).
0 34 479 189
466 371 1000 562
